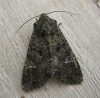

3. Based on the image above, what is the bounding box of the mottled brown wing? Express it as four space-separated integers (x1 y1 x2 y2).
22 33 51 92
53 30 83 84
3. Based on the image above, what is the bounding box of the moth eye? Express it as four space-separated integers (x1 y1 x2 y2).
42 18 47 22
37 50 42 56
34 23 37 28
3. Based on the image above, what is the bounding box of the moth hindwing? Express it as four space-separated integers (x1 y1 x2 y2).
22 13 83 92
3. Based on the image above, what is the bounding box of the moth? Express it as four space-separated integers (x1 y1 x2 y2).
22 13 83 92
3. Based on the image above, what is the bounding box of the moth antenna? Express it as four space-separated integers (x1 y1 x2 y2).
13 15 40 36
47 11 79 15
14 11 79 36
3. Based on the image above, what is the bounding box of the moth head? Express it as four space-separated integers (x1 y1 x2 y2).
34 13 58 36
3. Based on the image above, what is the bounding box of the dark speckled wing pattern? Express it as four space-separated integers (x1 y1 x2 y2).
22 13 83 92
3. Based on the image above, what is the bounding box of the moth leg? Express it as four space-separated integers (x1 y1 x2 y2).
58 23 62 27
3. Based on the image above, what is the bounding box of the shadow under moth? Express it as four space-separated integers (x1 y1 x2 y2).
20 12 83 92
